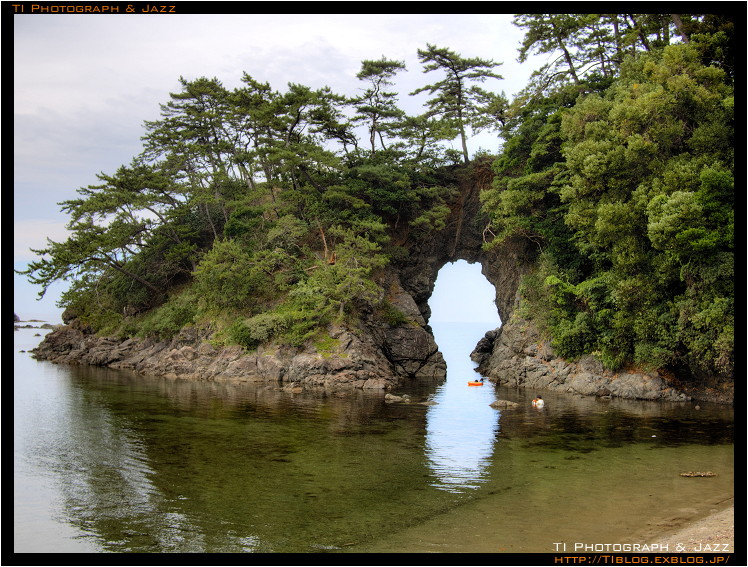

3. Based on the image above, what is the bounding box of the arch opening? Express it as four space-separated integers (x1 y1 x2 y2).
429 260 501 327
427 259 501 381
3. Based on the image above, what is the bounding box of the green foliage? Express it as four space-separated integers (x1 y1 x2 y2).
57 275 125 336
137 290 198 340
314 334 341 358
208 221 391 350
491 39 734 378
227 311 291 351
192 239 268 313
377 300 410 327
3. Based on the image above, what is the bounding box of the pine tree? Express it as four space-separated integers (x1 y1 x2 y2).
411 44 504 164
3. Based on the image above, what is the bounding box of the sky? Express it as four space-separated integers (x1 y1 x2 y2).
429 260 501 325
13 10 546 323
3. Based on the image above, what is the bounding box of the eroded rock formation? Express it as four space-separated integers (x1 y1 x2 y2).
389 167 728 404
31 165 731 403
32 273 446 392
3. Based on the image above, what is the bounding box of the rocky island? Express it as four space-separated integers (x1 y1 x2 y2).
30 161 732 404
24 36 733 405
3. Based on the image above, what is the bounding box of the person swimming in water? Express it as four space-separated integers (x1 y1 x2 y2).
532 395 544 408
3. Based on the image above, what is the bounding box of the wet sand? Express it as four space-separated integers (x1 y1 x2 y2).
648 504 734 553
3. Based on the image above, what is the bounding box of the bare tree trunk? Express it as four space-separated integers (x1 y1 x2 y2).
627 14 651 52
456 91 470 164
611 15 624 68
203 202 218 241
671 14 690 43
317 221 329 261
550 20 581 84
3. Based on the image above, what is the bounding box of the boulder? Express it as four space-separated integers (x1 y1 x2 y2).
384 393 411 403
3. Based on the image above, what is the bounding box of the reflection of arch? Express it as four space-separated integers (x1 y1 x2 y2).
424 315 501 493
425 390 499 492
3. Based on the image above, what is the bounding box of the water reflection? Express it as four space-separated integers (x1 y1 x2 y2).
15 333 453 553
50 368 421 553
14 327 734 554
490 386 735 449
424 384 498 492
425 323 500 493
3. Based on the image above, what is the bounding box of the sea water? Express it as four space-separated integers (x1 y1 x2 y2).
13 324 733 553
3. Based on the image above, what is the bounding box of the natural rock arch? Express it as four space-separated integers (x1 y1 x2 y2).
394 168 537 329
32 164 722 402
366 166 537 387
385 167 707 403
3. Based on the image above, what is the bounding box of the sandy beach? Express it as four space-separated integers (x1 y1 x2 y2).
649 505 734 553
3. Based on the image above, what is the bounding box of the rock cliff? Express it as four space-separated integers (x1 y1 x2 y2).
470 314 733 405
32 272 446 391
471 316 686 402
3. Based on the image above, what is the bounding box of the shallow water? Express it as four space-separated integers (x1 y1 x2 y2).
13 325 733 553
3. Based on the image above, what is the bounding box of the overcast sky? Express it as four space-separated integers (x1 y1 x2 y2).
13 10 545 322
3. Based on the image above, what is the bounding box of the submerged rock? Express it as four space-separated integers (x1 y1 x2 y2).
384 393 411 403
490 399 519 409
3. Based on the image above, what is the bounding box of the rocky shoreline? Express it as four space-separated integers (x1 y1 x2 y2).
471 316 734 405
30 315 734 405
25 271 454 392
30 322 446 392
20 166 734 404
20 264 734 405
27 271 455 393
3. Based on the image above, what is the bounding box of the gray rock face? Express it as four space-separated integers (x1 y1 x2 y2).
374 274 446 382
470 315 696 402
31 273 446 392
34 325 392 391
394 167 537 325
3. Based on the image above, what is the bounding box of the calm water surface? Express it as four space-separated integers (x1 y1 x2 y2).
14 324 734 553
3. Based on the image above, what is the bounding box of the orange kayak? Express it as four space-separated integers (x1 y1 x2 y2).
467 381 484 386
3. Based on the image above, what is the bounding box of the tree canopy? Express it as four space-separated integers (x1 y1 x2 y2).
411 43 506 164
481 13 734 378
18 44 469 344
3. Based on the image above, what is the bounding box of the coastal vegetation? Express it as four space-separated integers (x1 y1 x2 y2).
19 14 734 382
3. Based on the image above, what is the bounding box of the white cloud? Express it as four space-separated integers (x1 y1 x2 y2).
14 13 537 217
14 219 70 262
